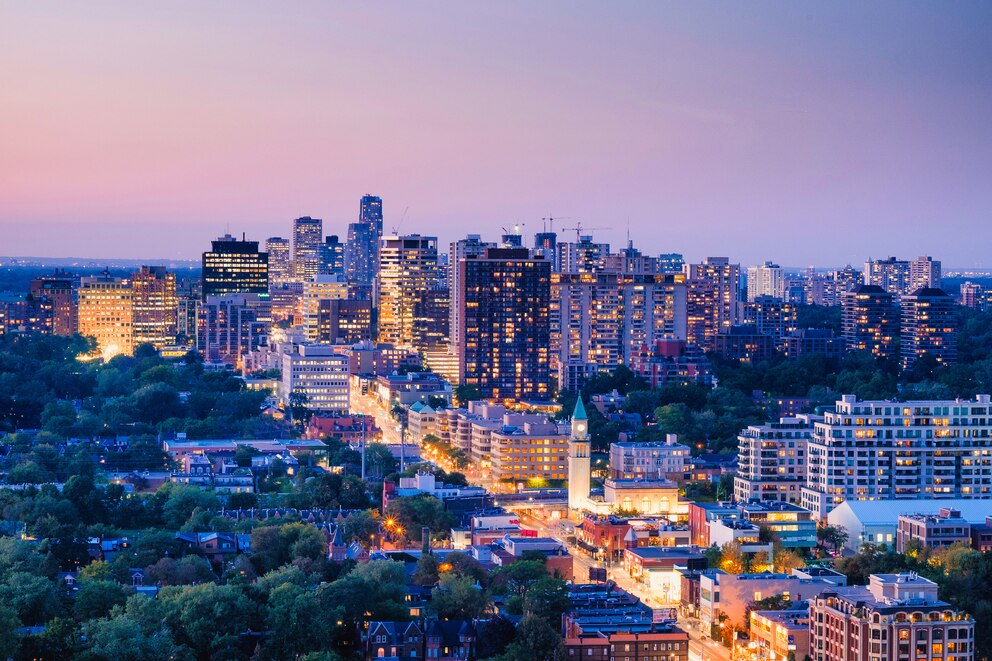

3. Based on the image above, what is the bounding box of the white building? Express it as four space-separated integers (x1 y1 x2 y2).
734 415 816 504
827 498 992 552
801 394 992 518
609 435 691 480
280 343 350 413
747 262 785 301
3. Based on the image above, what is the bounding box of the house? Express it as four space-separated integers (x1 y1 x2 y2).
360 620 475 661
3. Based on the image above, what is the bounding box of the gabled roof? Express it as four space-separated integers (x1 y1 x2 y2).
573 397 588 422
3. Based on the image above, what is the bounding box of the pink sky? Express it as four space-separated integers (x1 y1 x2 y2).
1 2 991 265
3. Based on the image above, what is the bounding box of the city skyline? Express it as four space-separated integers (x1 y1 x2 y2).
3 2 991 265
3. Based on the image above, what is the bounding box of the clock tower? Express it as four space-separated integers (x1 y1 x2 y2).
567 397 592 514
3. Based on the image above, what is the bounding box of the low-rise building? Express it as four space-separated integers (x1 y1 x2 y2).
896 508 973 553
609 436 691 480
280 343 351 413
750 608 810 661
739 500 817 550
688 502 740 547
700 571 840 632
809 573 974 661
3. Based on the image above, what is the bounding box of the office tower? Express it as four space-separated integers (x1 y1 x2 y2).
901 287 957 369
303 275 349 343
841 284 899 360
314 299 372 344
809 574 973 661
457 247 551 401
131 266 177 349
567 398 591 512
658 253 685 275
734 416 815 504
78 273 134 359
344 194 383 287
865 256 911 296
279 344 350 413
265 237 292 286
686 257 741 348
415 286 450 351
377 234 439 349
196 293 271 368
556 235 610 273
743 295 797 348
800 394 992 518
747 261 785 301
909 255 942 291
291 216 323 282
29 270 76 336
550 272 687 391
449 235 497 350
960 281 983 308
320 235 345 276
201 233 268 301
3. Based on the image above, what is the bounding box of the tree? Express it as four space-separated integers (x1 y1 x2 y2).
0 571 62 625
497 614 565 661
523 577 570 628
719 542 746 574
816 524 849 554
156 583 254 658
412 553 440 587
0 604 18 661
264 583 337 660
73 580 131 620
85 611 194 661
431 573 487 620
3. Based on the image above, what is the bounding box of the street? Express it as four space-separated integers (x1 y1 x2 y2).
349 388 402 444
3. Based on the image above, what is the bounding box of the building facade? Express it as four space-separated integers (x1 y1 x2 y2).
201 234 269 300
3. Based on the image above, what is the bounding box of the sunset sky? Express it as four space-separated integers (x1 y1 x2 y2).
1 2 991 265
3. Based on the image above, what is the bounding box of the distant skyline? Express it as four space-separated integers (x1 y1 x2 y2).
2 2 991 265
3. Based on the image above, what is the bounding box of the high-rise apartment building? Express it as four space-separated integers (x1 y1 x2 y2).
201 234 268 301
415 286 450 351
557 236 610 273
909 256 942 292
320 235 345 276
743 296 797 348
658 253 685 275
842 285 899 360
734 416 815 504
29 271 77 336
292 216 323 282
377 234 440 349
196 293 271 368
865 257 911 296
457 247 551 402
686 257 741 348
78 273 134 359
960 282 983 309
131 266 177 349
900 288 957 369
747 262 785 301
551 272 688 390
800 394 992 518
809 574 973 661
344 194 383 287
303 275 349 343
449 235 497 351
265 237 292 286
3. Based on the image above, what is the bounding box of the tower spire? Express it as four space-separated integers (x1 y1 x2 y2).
572 396 588 422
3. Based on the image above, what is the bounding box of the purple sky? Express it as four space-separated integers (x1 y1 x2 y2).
2 2 991 266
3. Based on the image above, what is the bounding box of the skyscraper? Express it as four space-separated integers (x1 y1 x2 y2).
344 194 383 288
201 234 268 301
197 293 271 368
377 234 439 349
265 237 292 286
841 284 899 360
686 257 741 348
901 287 957 369
303 275 349 343
457 247 551 401
556 235 610 273
131 265 177 349
292 216 323 282
551 272 688 390
78 272 134 359
448 234 497 350
320 235 345 276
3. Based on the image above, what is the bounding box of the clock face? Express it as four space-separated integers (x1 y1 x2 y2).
576 423 586 434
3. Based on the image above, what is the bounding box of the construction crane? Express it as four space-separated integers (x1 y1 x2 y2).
390 206 410 235
561 221 611 242
540 216 570 233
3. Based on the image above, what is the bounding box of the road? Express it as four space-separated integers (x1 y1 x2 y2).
349 389 402 444
514 510 731 661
